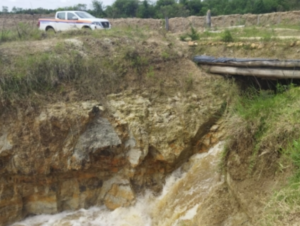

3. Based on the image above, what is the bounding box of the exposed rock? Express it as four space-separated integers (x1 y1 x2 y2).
71 118 122 170
24 192 58 215
210 125 219 132
0 74 228 225
104 184 135 210
250 43 257 49
127 148 142 168
0 133 13 157
188 41 198 47
257 43 264 49
59 179 80 210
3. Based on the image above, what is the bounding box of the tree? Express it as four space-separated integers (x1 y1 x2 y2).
183 0 203 15
253 0 266 13
12 7 23 13
106 0 139 18
92 0 105 17
156 0 177 8
74 4 87 11
155 0 182 18
105 5 119 18
137 0 155 18
1 6 8 13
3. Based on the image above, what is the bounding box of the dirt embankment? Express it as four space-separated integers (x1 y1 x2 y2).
1 10 300 32
0 29 234 226
0 21 299 225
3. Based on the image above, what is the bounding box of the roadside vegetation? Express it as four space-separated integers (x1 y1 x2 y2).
0 22 42 43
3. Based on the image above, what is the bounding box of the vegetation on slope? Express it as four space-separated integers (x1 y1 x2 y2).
0 27 184 102
223 84 300 225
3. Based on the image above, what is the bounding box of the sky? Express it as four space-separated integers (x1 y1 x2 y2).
1 0 117 10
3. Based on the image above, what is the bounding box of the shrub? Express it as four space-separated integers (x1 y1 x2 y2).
179 34 188 41
188 26 200 41
220 30 234 42
179 26 200 41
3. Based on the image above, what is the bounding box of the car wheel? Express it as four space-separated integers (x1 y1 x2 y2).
82 26 91 30
46 27 55 34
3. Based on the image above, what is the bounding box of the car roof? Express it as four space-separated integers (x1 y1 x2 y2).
56 11 86 13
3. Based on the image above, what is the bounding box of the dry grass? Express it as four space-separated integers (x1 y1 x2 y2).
261 184 300 226
0 26 208 109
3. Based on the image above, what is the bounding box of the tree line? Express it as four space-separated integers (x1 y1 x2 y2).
1 0 300 18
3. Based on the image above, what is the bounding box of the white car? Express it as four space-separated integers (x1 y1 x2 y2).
38 11 111 32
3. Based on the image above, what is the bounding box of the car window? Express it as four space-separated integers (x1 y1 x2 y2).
57 12 65 20
75 12 95 19
67 13 77 20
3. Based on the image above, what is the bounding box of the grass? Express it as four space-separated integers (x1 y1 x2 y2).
0 22 44 43
271 23 300 30
220 30 233 42
199 30 220 39
233 84 300 152
262 184 300 225
261 138 300 225
183 26 279 43
223 84 300 225
0 49 88 98
0 26 182 103
179 26 200 41
228 26 277 42
0 23 150 45
189 27 200 41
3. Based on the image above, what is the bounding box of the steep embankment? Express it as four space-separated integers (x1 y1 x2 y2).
2 26 300 226
0 29 232 225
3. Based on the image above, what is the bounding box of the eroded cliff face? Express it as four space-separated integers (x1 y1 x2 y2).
0 61 230 225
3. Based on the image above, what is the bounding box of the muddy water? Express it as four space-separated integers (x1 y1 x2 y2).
12 143 224 226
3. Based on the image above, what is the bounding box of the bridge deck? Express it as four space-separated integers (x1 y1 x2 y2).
193 55 300 79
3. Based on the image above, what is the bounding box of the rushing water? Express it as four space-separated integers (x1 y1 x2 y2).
12 143 224 226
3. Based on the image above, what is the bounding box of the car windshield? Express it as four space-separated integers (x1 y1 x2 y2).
75 12 95 19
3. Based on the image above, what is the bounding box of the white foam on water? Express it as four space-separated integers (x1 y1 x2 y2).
12 193 154 226
180 204 199 220
12 142 224 226
158 167 186 200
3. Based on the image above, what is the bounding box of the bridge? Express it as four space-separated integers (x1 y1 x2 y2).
193 55 300 80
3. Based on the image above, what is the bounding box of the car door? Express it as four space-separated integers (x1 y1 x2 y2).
67 12 79 30
56 12 68 31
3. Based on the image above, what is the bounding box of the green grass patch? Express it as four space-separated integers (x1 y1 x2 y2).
220 30 234 42
226 84 300 224
199 30 220 39
262 183 300 225
234 26 277 41
0 25 151 44
0 27 181 102
262 138 300 225
0 22 44 43
228 84 300 170
179 26 200 41
271 23 300 31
